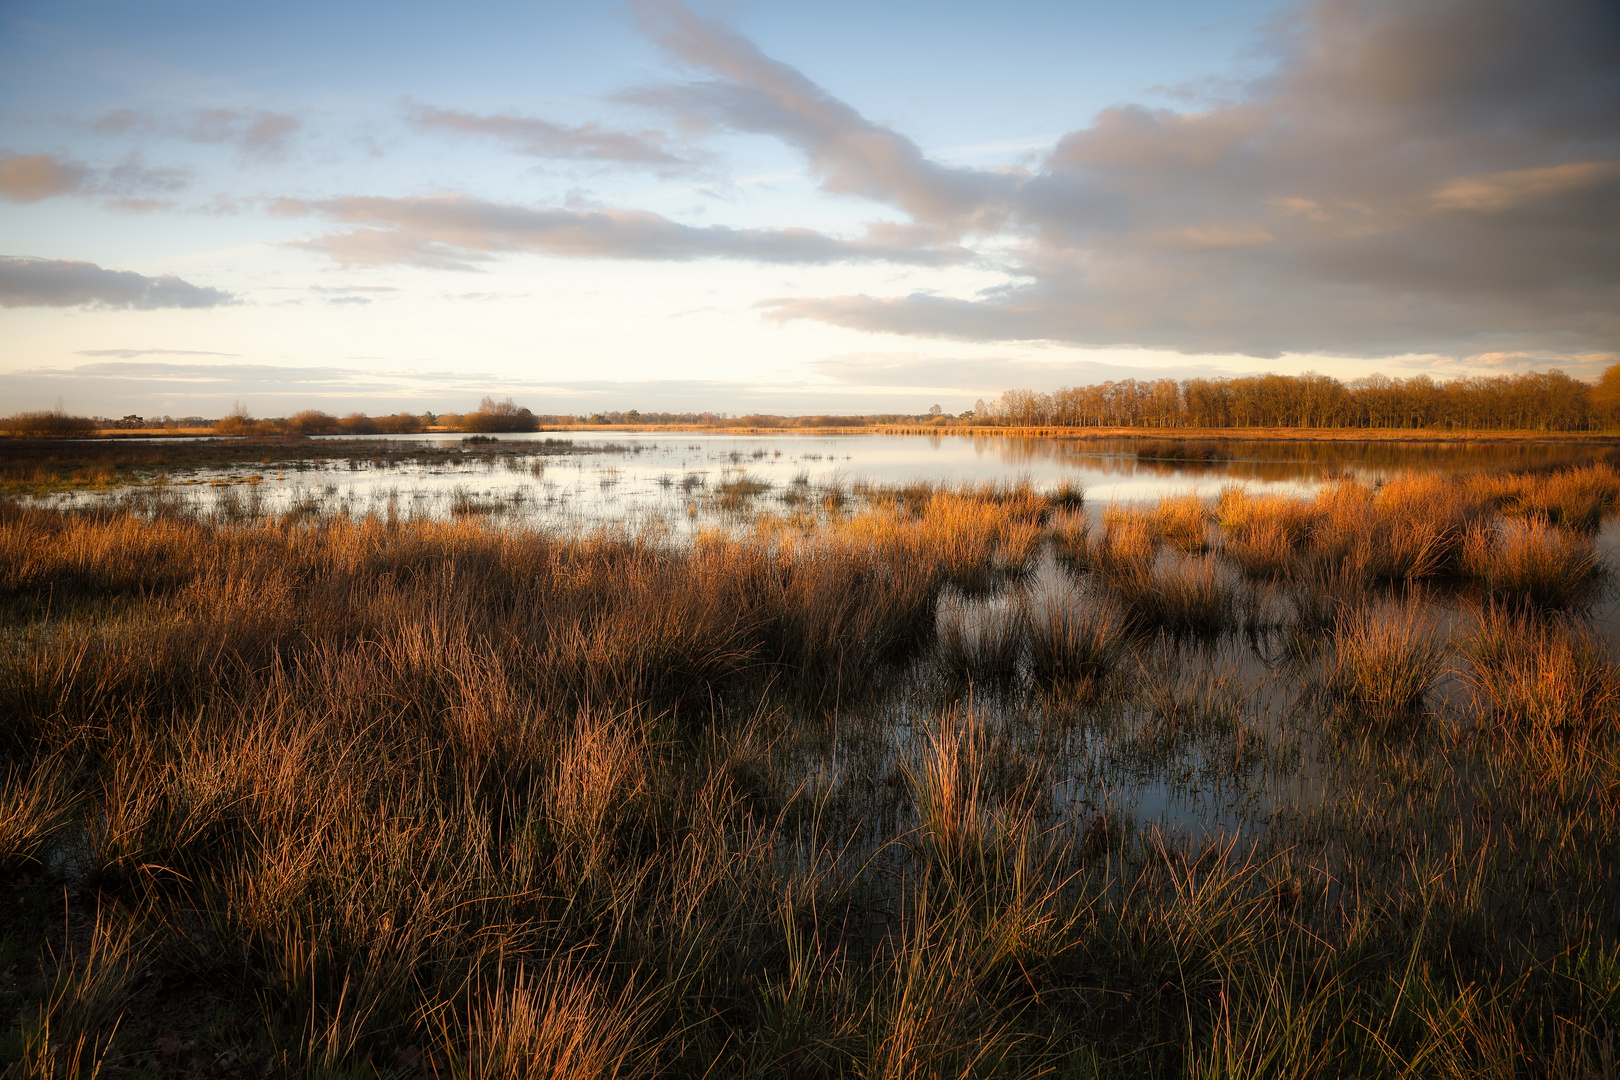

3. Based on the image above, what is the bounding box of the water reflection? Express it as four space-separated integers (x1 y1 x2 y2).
41 430 1613 529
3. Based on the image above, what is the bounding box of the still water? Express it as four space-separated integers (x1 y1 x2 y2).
59 430 1612 529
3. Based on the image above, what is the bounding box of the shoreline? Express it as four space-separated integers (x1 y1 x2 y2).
8 424 1620 444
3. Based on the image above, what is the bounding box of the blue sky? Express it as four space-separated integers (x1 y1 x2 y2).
2 0 1616 417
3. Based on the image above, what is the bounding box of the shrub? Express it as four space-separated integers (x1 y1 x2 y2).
1 408 98 437
459 396 540 433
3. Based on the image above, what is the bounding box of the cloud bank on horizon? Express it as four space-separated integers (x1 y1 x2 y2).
0 0 1616 414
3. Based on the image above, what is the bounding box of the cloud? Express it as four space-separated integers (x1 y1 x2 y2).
0 147 188 208
0 152 87 201
808 351 1240 391
631 0 1620 360
75 348 241 359
0 258 238 310
1431 161 1620 212
406 104 688 168
628 0 1013 233
277 195 973 269
90 110 157 136
90 108 302 160
184 108 302 160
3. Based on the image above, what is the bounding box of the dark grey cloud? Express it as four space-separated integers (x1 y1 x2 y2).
0 258 237 310
406 103 688 168
275 195 972 269
808 352 1239 391
0 152 87 201
638 0 1620 359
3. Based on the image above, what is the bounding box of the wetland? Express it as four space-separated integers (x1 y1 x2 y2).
3 431 1620 1078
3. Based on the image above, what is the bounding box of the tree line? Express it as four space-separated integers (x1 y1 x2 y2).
973 369 1620 432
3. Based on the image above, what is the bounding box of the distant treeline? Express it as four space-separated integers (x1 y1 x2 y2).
976 369 1620 432
579 409 951 427
9 368 1620 438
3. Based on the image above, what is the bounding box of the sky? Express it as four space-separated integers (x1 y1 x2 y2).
1 0 1617 418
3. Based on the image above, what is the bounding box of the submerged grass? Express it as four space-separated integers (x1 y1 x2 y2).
1 460 1619 1076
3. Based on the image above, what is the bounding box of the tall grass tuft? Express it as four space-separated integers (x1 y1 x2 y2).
935 593 1025 689
1329 599 1447 724
1467 461 1620 531
1103 551 1240 637
1463 607 1620 737
14 906 146 1079
1216 486 1319 579
1462 519 1603 610
0 756 74 871
1026 588 1130 691
442 961 661 1080
1151 493 1212 554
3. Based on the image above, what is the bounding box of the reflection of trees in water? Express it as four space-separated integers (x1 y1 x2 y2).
971 435 1604 484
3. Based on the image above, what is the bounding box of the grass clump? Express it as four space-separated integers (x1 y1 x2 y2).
1216 487 1320 579
3 455 1620 1076
1328 599 1447 724
936 593 1026 689
1467 461 1620 531
1096 541 1239 638
1462 518 1603 610
1149 493 1211 553
1026 588 1129 691
1462 608 1620 738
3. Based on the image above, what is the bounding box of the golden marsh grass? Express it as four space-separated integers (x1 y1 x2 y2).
2 463 1620 1076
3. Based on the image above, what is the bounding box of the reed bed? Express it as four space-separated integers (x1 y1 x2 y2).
1 462 1619 1077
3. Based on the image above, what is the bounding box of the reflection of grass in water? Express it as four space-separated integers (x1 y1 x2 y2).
1 464 1619 1073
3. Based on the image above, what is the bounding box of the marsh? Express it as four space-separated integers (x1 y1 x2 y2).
3 438 1620 1077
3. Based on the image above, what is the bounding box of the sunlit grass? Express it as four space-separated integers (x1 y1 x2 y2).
1 460 1618 1075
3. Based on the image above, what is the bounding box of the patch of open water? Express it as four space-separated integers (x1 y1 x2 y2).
44 430 1612 530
